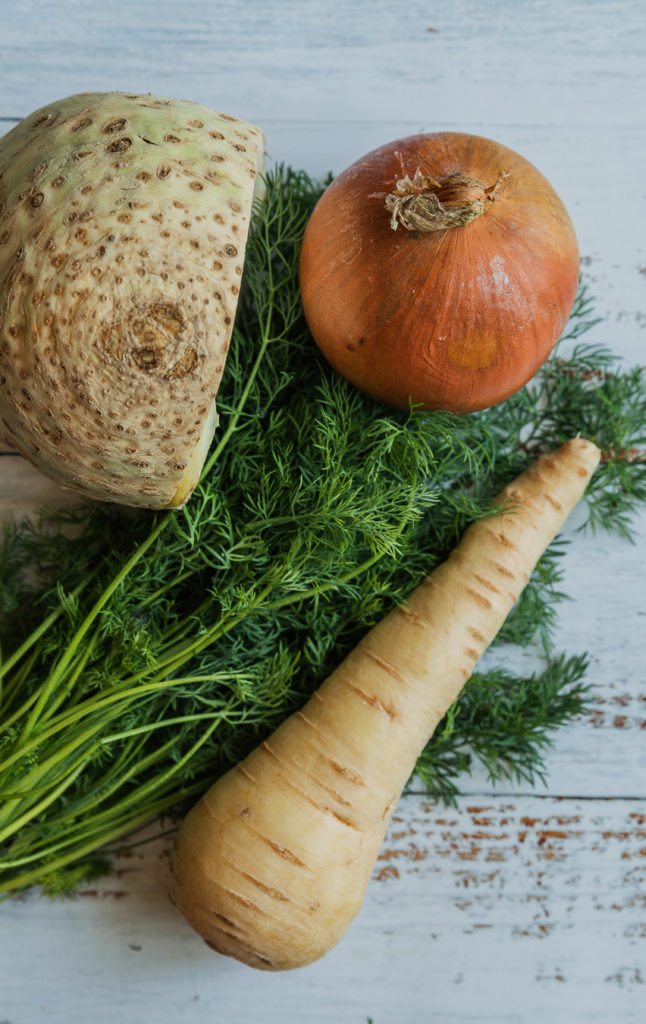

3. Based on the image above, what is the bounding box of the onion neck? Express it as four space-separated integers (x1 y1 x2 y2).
385 167 505 232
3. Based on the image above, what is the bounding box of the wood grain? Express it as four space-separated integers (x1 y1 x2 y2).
0 453 75 517
1 797 645 1023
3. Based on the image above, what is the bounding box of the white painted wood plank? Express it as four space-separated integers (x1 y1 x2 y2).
2 795 646 1023
1 0 645 127
0 452 77 514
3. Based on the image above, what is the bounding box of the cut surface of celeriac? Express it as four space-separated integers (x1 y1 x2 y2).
0 92 264 508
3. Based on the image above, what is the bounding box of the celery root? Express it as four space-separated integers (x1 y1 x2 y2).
169 437 600 970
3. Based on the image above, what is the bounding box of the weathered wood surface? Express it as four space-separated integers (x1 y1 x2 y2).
2 798 646 1023
1 0 645 1021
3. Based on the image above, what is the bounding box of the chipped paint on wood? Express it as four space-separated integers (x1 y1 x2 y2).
4 797 646 1019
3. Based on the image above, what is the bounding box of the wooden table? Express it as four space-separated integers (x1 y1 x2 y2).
1 1 645 1020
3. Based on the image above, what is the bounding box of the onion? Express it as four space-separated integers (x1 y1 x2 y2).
299 132 579 413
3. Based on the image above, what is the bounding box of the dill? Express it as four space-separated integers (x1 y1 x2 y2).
0 167 644 896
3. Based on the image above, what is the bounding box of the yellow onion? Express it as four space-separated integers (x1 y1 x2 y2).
0 92 264 507
299 132 579 413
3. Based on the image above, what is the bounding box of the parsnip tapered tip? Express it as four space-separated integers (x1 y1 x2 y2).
547 437 601 486
569 436 601 460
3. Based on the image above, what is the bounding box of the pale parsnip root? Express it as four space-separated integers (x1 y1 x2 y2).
169 438 601 970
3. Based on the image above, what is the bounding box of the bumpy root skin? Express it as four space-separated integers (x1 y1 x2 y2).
169 438 601 970
0 93 264 508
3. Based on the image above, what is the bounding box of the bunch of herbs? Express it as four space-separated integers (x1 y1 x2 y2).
0 167 644 896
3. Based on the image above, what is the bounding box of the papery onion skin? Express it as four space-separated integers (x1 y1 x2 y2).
299 132 580 413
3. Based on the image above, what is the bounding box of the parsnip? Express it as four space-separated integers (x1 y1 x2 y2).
169 437 600 970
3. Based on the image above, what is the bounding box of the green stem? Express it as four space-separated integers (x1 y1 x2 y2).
9 731 174 848
101 709 235 744
137 567 198 607
36 628 102 728
0 579 89 685
20 514 171 739
5 738 178 859
122 534 400 696
0 787 202 895
0 713 116 837
154 594 213 650
0 759 87 846
0 680 179 779
0 648 41 732
0 712 222 872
